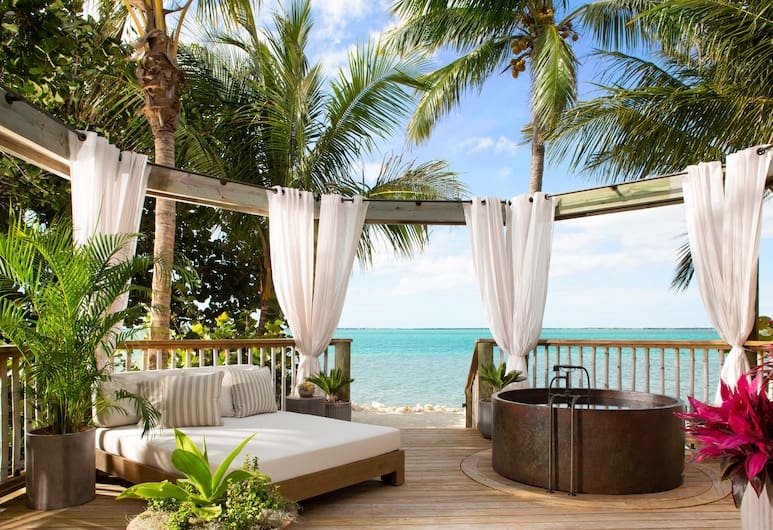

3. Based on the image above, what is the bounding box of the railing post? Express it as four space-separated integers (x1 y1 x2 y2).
334 340 352 403
477 341 494 401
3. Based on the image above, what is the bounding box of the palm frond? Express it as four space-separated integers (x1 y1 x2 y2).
408 37 512 141
671 238 694 292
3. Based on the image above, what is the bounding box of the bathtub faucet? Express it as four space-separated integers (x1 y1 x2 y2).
552 365 591 390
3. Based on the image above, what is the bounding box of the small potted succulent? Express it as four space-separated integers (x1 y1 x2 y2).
477 362 526 439
120 430 297 529
297 381 316 398
677 368 773 530
306 367 354 421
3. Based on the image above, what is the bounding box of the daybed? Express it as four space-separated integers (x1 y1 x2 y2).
94 365 404 501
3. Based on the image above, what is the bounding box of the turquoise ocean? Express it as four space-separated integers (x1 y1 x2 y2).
339 328 721 409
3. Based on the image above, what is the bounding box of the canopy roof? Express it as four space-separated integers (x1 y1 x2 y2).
1 86 769 223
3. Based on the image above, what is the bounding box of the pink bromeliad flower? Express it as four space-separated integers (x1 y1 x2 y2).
677 373 773 508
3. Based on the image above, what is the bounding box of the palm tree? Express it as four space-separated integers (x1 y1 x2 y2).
389 0 583 194
179 0 466 332
547 0 772 289
120 0 258 342
549 0 772 181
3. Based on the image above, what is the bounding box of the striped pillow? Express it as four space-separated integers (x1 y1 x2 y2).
140 371 224 428
229 367 277 417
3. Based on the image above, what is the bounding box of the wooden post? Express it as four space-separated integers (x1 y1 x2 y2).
335 340 352 403
477 341 494 401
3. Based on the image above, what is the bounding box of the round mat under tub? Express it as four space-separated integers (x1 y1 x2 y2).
460 449 731 510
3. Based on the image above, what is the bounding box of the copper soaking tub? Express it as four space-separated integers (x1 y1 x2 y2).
492 388 685 494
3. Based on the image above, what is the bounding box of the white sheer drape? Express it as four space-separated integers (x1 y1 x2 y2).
464 193 555 386
68 131 149 367
268 188 367 395
682 147 771 403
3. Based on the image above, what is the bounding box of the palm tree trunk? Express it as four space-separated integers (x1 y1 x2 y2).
257 258 275 335
137 29 182 366
529 122 545 194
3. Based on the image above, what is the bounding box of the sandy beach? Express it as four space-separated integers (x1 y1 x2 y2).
351 403 466 429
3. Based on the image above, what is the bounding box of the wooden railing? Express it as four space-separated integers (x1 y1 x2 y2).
0 345 25 494
117 338 352 410
465 338 771 429
0 338 351 493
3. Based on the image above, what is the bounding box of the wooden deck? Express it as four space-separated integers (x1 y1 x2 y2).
0 428 739 529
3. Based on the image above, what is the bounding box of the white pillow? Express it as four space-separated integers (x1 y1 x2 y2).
140 371 224 428
95 369 184 428
230 366 277 417
181 366 235 417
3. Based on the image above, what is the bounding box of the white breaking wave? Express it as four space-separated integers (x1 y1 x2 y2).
352 401 462 414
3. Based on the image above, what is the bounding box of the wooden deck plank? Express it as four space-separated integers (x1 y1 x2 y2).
0 428 739 529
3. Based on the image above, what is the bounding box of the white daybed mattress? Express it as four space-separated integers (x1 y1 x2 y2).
96 411 400 484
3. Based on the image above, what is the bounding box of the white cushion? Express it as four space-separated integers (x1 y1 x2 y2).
95 369 184 428
230 366 277 417
96 411 401 484
139 371 224 428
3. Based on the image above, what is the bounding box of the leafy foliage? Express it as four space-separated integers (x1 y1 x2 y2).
479 362 526 392
119 430 296 528
550 0 773 180
677 374 773 508
167 0 464 330
0 212 157 434
0 0 144 227
306 367 354 402
389 0 586 192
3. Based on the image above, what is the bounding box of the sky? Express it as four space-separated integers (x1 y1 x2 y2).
249 1 773 329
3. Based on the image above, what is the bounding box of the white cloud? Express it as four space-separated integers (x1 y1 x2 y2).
494 136 519 155
459 136 519 156
317 46 354 76
496 167 512 179
311 0 373 45
460 137 494 153
357 161 383 185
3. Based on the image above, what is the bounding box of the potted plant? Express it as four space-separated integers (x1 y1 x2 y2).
120 429 297 529
0 214 157 510
477 362 526 439
678 370 773 529
297 381 315 398
306 367 354 421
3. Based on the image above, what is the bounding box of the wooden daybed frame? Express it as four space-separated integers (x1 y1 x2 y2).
96 447 405 501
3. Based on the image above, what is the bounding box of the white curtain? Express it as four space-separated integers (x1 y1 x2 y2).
464 193 555 386
268 188 368 395
682 147 771 403
68 131 150 366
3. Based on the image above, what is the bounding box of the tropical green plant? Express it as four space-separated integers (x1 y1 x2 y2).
389 0 587 193
177 0 465 330
479 362 527 392
0 0 145 228
551 0 772 181
0 212 157 434
306 367 355 403
119 0 258 346
548 0 772 291
118 429 297 528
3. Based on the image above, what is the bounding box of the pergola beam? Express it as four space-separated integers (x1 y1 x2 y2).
1 86 769 225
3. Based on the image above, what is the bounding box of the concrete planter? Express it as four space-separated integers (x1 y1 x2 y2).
127 510 295 529
325 401 352 421
26 428 96 510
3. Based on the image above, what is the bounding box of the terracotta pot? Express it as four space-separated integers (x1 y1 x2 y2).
26 428 96 510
